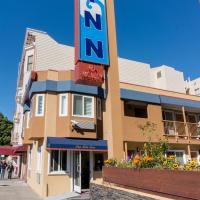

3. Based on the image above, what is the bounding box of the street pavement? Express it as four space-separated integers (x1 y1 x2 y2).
0 178 41 200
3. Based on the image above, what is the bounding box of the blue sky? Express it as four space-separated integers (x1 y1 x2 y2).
0 0 200 120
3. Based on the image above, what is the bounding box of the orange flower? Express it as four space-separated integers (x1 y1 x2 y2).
144 156 153 162
133 155 141 166
134 155 141 160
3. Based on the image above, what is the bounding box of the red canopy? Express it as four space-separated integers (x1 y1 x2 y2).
0 146 16 156
0 145 28 156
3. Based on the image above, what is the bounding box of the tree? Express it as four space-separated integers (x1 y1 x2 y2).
0 113 13 145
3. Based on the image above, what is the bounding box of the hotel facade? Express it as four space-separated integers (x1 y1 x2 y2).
12 1 200 198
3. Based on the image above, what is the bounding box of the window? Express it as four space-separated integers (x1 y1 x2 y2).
72 94 94 118
94 153 104 171
157 71 162 79
27 55 33 72
124 101 148 118
28 146 32 177
97 98 102 120
36 94 45 116
187 114 197 123
49 150 68 174
175 113 184 122
59 94 68 116
195 88 200 96
163 111 174 121
36 146 42 184
26 111 30 128
166 150 185 164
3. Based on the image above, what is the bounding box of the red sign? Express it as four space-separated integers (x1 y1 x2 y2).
74 62 104 86
74 0 105 86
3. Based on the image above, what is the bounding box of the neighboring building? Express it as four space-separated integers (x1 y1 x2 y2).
12 28 200 198
150 65 185 93
186 77 200 96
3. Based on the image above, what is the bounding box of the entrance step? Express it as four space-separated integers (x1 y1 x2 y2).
44 192 80 200
68 192 91 200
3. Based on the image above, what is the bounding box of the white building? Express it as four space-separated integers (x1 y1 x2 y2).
186 77 200 96
150 65 185 93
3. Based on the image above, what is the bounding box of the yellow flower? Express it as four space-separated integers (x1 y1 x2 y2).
173 164 179 169
189 160 197 168
168 155 175 160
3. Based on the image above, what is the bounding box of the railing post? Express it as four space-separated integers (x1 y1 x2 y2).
124 141 128 160
182 106 190 140
174 121 178 141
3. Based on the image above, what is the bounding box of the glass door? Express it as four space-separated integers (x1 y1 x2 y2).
73 151 81 193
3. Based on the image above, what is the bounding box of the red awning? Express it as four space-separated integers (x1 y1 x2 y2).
0 146 16 156
0 145 28 156
13 145 28 153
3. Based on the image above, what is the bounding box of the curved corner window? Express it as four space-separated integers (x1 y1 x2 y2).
35 94 45 117
59 94 68 116
72 94 94 118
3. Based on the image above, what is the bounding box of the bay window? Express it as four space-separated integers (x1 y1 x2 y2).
72 94 94 118
59 94 68 116
36 94 45 116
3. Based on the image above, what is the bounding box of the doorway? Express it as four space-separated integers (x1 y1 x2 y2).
73 151 91 193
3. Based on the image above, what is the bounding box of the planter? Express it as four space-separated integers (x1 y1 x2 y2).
103 167 200 200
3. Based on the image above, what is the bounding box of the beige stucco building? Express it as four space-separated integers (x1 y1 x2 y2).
12 1 200 198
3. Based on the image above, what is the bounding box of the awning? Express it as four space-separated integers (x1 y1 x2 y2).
13 145 28 153
0 145 28 156
0 146 16 156
47 137 108 152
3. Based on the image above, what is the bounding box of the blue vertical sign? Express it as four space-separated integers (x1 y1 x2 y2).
79 0 109 65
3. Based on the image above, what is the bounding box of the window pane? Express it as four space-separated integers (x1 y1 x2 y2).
73 95 83 115
27 55 33 71
84 97 92 116
94 153 104 171
164 112 174 121
61 95 67 115
61 151 67 171
37 96 43 115
175 152 184 164
50 151 59 172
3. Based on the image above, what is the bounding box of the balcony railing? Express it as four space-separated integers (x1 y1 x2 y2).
163 120 186 138
187 123 200 138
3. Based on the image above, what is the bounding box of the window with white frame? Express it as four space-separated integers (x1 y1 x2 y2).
28 146 32 177
37 146 42 173
72 94 94 118
59 94 68 116
35 94 45 116
97 98 102 120
27 55 33 72
49 150 69 174
36 146 42 184
26 111 30 128
166 150 186 164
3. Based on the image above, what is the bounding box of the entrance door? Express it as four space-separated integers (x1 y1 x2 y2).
73 151 90 193
81 152 90 190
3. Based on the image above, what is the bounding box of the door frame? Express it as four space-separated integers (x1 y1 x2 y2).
73 151 81 193
72 151 93 193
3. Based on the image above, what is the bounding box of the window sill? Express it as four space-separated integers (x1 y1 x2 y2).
72 114 94 119
48 171 69 176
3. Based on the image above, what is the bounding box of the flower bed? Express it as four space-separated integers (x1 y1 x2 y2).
103 167 200 200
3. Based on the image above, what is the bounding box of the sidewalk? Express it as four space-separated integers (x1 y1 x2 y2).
0 178 41 200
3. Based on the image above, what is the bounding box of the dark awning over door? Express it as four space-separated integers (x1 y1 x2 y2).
46 137 108 152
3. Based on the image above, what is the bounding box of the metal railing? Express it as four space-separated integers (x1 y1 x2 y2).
163 120 186 137
187 123 200 138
